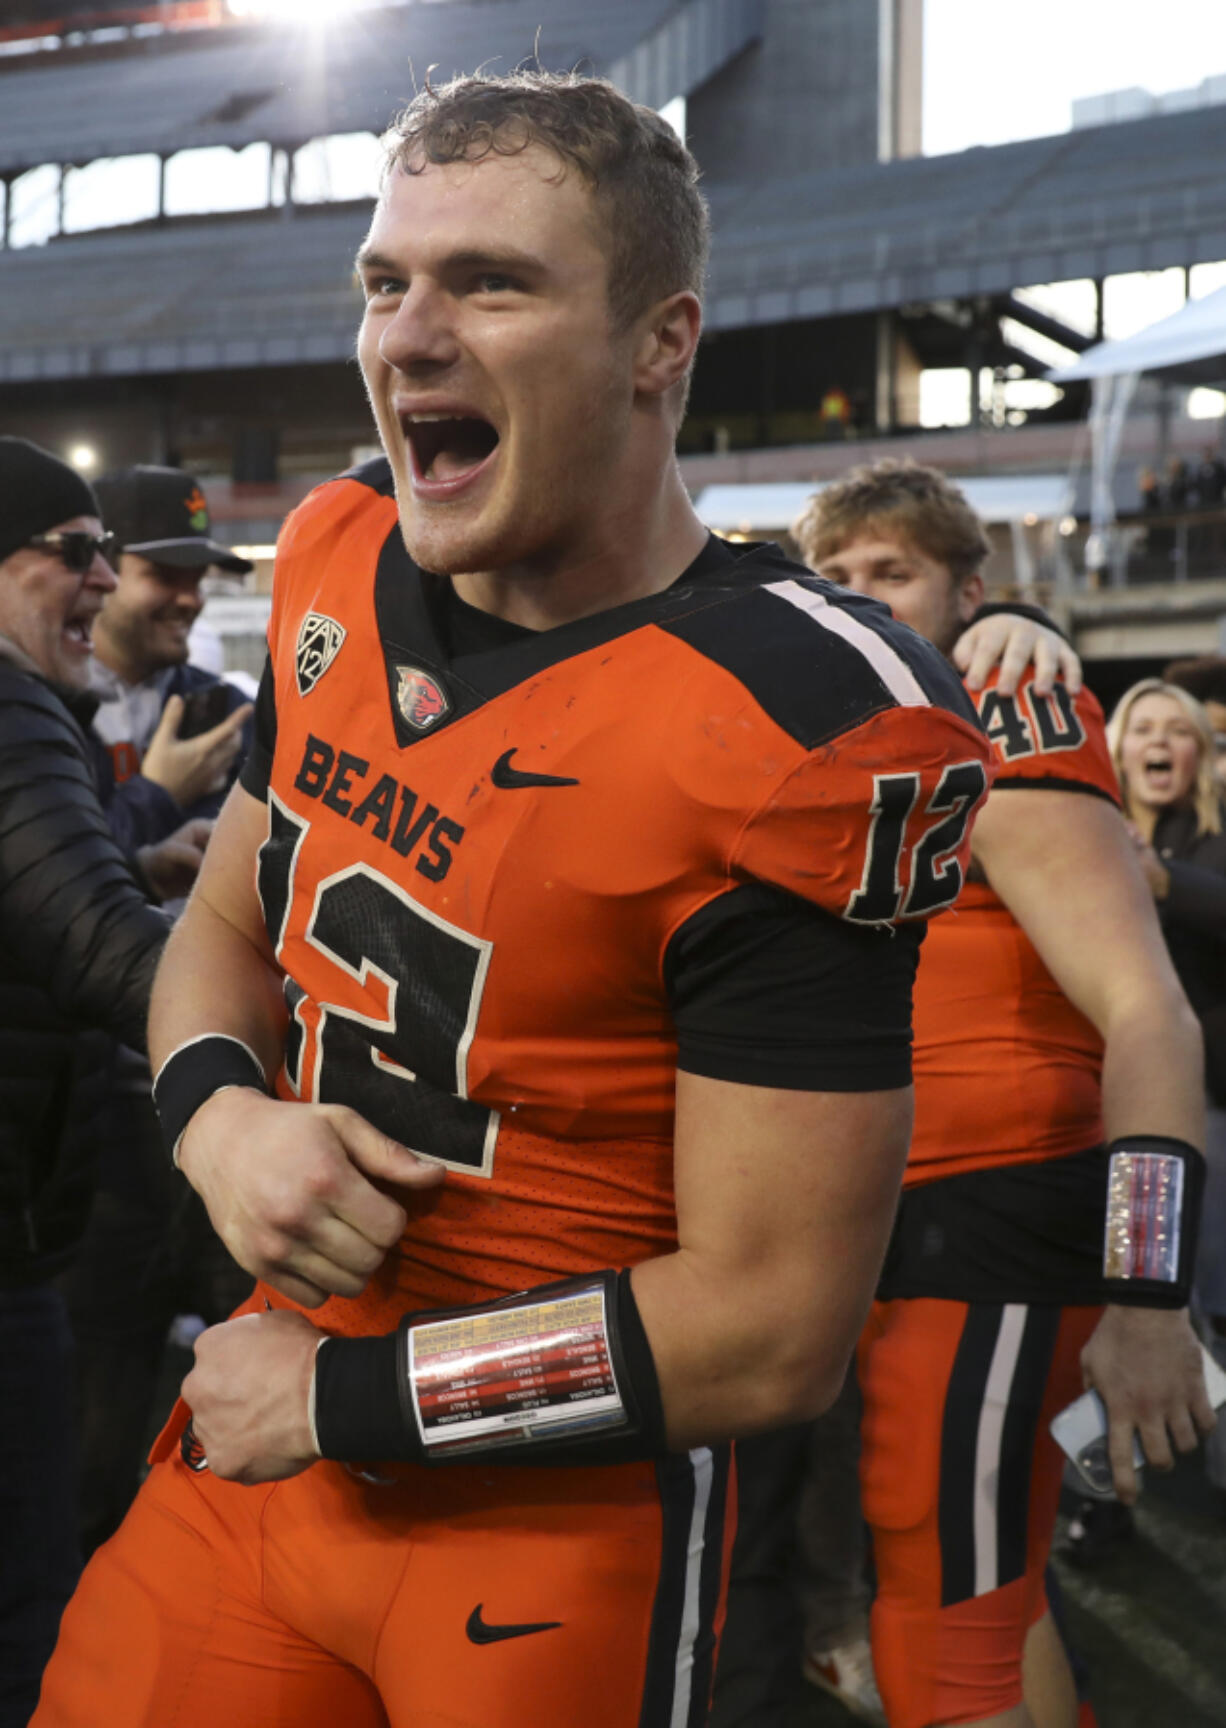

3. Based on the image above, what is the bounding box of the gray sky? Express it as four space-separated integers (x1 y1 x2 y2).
924 0 1226 154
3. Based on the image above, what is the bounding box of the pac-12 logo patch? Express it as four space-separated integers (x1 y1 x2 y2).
396 665 450 731
296 612 346 697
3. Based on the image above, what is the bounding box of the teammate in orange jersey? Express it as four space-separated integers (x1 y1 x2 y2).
797 460 1214 1728
34 79 993 1728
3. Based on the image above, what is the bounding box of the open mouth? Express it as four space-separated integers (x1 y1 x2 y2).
63 617 93 650
1142 753 1174 783
402 414 499 486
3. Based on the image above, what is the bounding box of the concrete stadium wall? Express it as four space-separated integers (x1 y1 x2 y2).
687 0 879 183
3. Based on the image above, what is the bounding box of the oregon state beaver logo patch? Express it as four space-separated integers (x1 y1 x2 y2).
396 665 450 732
296 612 346 697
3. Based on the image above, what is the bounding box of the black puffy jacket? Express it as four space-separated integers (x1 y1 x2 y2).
0 661 169 1285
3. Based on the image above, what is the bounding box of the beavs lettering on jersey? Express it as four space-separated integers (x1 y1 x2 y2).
292 732 464 883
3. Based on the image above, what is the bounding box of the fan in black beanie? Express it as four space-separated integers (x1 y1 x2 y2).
0 438 113 691
0 437 174 1723
0 437 101 564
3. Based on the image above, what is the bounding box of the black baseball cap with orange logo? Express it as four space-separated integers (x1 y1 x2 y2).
93 466 254 575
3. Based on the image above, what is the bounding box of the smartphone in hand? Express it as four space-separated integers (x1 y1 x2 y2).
179 683 234 739
1050 1340 1226 1497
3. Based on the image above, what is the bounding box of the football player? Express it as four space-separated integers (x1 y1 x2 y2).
36 81 991 1728
796 460 1213 1728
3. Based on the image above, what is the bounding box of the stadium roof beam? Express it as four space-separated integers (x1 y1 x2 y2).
999 292 1093 357
0 0 757 180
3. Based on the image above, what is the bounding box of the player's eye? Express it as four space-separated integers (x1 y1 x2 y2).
475 272 518 295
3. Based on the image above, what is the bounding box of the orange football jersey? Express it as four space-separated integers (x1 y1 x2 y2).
249 461 992 1334
907 665 1120 1184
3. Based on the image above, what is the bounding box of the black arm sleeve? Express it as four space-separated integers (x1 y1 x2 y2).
665 884 923 1092
0 676 169 1052
239 655 277 801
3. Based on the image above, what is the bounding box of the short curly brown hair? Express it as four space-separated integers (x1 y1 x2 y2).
385 70 709 331
793 460 991 583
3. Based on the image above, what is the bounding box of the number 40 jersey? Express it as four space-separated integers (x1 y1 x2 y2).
242 459 993 1335
909 663 1121 1184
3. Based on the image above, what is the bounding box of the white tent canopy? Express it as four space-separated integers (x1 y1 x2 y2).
1049 285 1226 384
693 475 1071 535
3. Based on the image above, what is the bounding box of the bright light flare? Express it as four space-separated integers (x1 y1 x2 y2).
227 0 366 24
69 444 98 471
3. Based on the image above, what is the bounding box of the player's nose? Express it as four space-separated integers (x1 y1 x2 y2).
379 282 462 375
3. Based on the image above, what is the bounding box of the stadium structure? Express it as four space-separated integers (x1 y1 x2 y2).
1 0 1225 694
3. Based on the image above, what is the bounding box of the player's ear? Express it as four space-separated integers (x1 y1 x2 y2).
956 570 985 623
632 291 702 400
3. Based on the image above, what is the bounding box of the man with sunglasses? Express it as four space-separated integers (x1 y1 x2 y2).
0 438 194 1728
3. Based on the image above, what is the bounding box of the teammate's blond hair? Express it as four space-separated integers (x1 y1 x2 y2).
793 460 991 583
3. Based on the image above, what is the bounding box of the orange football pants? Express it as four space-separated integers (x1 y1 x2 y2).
33 1424 732 1728
858 1298 1100 1728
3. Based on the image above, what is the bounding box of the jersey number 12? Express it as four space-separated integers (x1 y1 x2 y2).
846 759 989 923
257 795 500 1177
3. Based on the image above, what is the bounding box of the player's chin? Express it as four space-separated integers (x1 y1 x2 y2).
399 508 508 579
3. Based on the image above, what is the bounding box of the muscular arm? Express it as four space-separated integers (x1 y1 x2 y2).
632 1073 912 1447
153 783 444 1308
970 788 1203 1145
971 787 1212 1497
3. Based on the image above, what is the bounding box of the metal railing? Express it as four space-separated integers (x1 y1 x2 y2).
1063 509 1226 588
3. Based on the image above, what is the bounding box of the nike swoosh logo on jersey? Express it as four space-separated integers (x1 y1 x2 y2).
465 1604 564 1644
491 749 580 790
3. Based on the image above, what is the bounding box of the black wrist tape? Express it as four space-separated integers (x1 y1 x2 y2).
152 1034 269 1167
1101 1135 1205 1308
968 600 1071 645
314 1268 668 1468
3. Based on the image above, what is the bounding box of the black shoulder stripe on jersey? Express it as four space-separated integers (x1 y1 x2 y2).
339 454 396 497
770 577 981 719
657 577 980 752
